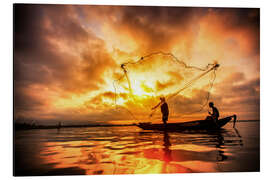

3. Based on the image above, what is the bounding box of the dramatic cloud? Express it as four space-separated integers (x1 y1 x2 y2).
14 5 116 122
14 5 260 124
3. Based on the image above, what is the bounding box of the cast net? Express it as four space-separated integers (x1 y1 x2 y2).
113 52 219 122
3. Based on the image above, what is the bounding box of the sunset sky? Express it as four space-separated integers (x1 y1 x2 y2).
14 5 259 125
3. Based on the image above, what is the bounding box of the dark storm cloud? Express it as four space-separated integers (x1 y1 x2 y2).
113 6 205 52
78 6 208 54
81 6 259 58
14 4 72 86
210 8 260 55
215 72 259 99
14 4 115 119
209 8 259 30
210 73 260 119
14 5 45 53
14 87 46 112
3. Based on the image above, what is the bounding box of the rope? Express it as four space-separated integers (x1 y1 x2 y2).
121 51 214 71
170 67 217 118
150 63 218 118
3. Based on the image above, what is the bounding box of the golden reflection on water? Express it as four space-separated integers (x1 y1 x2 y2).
41 140 192 174
35 125 246 175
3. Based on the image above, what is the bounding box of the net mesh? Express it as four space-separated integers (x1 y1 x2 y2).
113 52 219 122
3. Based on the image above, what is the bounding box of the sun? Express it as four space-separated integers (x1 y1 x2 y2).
131 79 156 97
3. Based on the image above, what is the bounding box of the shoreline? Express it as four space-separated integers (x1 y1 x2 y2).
14 123 136 131
14 120 259 131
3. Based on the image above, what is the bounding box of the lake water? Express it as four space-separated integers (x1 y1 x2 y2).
14 121 259 176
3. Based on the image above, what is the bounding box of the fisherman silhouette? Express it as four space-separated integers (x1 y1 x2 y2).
152 97 169 125
206 102 219 123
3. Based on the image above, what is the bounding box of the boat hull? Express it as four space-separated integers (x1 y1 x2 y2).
137 115 237 131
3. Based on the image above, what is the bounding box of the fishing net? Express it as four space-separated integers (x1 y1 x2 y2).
113 52 219 122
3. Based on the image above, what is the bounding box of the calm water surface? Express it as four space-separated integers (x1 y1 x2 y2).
14 121 259 176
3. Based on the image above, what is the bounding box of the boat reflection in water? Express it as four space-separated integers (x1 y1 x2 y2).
141 128 244 173
15 122 259 176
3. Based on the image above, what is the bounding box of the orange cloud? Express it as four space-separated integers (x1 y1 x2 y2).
14 5 260 124
155 80 175 91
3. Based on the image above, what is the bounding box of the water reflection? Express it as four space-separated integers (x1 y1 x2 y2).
141 127 244 173
163 132 172 162
15 123 258 176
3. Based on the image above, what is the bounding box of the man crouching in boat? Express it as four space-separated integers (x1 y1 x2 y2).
206 102 219 123
152 97 169 125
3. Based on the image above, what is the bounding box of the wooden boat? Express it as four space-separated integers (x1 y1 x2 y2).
137 115 237 131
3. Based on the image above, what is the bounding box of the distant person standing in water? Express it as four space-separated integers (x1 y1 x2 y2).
152 97 169 125
57 121 62 129
207 102 219 123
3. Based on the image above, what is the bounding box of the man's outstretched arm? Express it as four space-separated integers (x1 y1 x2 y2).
152 102 161 110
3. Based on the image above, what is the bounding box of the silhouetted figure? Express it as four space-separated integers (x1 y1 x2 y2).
206 102 219 123
152 97 169 125
57 122 62 129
